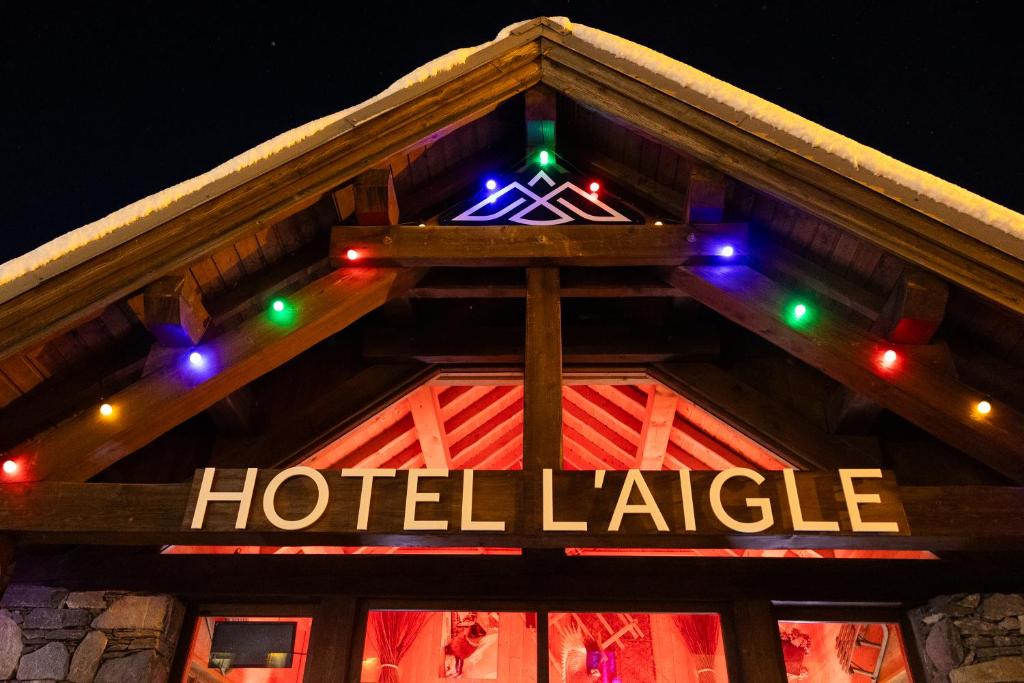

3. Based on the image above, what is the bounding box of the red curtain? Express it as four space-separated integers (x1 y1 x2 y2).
674 614 721 683
371 611 431 683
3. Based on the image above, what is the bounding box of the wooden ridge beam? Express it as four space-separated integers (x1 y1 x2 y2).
1 472 1023 551
0 38 543 361
9 268 424 482
662 266 1024 481
540 43 1024 314
329 223 748 267
407 267 683 298
362 322 720 364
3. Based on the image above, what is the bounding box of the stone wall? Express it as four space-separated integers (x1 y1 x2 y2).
0 584 183 682
910 593 1024 682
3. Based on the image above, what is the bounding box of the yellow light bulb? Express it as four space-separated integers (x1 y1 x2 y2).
99 403 114 417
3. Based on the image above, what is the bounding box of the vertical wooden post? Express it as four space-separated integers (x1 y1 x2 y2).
536 609 550 683
525 85 557 155
730 600 787 682
686 166 726 223
305 596 358 681
0 534 14 596
524 268 563 471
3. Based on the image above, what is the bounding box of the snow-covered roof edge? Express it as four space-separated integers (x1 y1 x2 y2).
562 22 1024 262
0 18 547 304
3 16 1022 305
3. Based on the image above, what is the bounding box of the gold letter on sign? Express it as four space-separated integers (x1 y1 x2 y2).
263 467 330 530
840 469 900 533
608 470 669 531
710 468 774 533
341 468 397 530
404 469 449 531
783 469 840 532
190 468 257 530
461 470 505 531
543 469 587 531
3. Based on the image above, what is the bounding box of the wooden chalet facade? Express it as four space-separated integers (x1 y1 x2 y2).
2 16 1024 683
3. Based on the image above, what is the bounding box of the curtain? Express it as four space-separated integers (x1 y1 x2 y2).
674 614 721 683
371 611 431 683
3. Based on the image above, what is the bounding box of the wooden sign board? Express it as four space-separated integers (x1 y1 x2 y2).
183 468 908 548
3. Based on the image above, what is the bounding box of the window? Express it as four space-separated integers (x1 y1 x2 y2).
549 612 729 682
777 620 911 682
360 610 537 681
181 616 312 683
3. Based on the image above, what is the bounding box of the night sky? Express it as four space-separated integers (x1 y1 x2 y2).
1 1 1020 263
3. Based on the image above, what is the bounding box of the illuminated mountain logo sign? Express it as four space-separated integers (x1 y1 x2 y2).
440 168 641 226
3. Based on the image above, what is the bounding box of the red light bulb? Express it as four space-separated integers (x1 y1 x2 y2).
589 181 600 192
880 349 898 368
346 249 360 261
2 459 18 475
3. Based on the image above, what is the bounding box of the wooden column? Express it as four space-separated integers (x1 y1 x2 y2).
407 385 451 468
686 166 726 223
304 596 359 682
525 84 556 154
524 268 562 471
730 600 786 683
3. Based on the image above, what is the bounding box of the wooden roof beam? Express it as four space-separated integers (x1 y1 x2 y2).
329 223 748 267
9 267 424 482
635 386 677 469
525 83 556 154
662 265 1024 481
407 386 452 468
126 274 210 347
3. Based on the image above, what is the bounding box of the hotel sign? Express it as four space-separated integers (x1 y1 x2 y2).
184 468 909 545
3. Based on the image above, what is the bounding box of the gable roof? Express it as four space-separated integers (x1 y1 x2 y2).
2 15 1022 307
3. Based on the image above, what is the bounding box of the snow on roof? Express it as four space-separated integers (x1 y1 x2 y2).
3 16 1022 303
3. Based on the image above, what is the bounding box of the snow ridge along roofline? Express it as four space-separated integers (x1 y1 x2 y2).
2 15 1022 305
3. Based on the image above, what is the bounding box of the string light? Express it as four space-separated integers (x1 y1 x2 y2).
188 351 205 368
786 301 813 328
880 349 898 369
589 181 600 192
418 223 426 227
346 249 360 261
976 400 992 416
719 245 735 258
485 179 497 191
271 299 285 313
538 150 551 166
99 403 114 417
793 304 807 319
654 221 663 226
2 459 17 475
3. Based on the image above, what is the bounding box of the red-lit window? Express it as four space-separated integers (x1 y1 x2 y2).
360 610 537 681
549 612 729 682
777 620 911 682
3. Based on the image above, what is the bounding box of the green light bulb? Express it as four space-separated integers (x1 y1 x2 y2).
538 150 550 166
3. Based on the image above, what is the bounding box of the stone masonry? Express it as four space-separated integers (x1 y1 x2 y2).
0 584 183 682
910 593 1024 682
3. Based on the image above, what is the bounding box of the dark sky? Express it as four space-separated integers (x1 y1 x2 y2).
1 1 1020 263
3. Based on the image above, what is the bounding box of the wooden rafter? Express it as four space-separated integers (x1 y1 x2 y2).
635 386 677 469
663 266 1024 481
406 386 451 468
12 267 423 482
